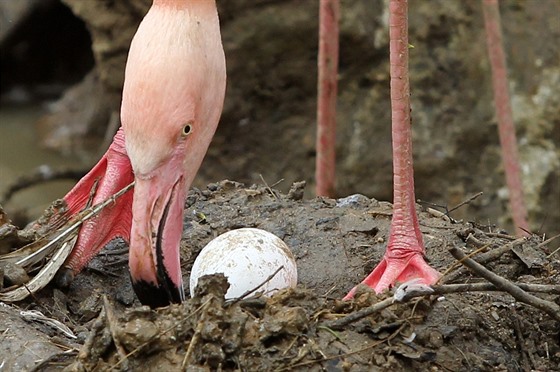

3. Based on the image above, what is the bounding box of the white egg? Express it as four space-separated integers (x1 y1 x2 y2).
189 228 297 299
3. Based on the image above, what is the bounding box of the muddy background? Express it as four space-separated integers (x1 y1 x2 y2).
1 0 559 236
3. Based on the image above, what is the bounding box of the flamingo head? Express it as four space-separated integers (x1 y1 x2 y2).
120 0 226 307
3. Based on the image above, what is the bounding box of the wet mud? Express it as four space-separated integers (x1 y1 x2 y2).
1 180 558 371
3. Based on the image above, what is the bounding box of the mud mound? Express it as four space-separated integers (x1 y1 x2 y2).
1 181 559 371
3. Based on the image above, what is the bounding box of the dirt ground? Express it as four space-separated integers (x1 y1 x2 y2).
1 180 558 371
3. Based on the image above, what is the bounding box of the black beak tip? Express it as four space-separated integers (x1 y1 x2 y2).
55 267 75 288
132 278 183 308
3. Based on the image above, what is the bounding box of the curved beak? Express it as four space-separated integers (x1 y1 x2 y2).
128 160 186 307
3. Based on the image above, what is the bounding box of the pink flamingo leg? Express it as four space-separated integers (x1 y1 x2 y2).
345 0 440 299
482 0 529 236
56 128 134 285
315 0 339 197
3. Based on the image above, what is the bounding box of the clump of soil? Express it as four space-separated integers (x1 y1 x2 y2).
1 180 559 371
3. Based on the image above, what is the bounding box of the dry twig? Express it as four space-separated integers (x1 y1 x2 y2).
108 297 213 371
181 299 213 369
277 322 407 371
324 280 560 330
259 174 279 200
449 246 560 321
442 237 526 283
447 192 484 214
226 265 285 306
102 296 129 369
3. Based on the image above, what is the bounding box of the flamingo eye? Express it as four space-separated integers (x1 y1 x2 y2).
182 122 193 136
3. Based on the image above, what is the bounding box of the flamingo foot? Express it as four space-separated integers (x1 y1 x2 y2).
55 128 134 287
344 250 440 300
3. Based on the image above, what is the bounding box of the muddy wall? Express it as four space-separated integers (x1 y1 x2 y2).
1 0 558 237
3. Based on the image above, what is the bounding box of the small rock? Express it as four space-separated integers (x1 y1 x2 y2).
315 216 339 230
3 262 29 286
336 194 371 208
201 342 226 368
287 181 306 200
76 292 101 322
0 223 19 254
263 306 307 337
339 214 377 234
200 320 222 342
120 317 159 350
193 274 230 299
428 330 444 348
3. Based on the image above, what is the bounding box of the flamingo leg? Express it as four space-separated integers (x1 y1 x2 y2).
344 0 440 299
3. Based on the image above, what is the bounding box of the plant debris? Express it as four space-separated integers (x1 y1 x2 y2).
0 181 558 371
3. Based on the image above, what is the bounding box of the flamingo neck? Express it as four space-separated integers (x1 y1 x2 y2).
153 0 216 11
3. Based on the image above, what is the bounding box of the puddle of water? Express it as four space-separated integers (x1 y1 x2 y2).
0 104 87 221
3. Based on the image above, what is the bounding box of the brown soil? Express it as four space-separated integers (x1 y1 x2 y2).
1 180 558 371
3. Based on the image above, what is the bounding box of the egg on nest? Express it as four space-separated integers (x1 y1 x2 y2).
189 228 298 299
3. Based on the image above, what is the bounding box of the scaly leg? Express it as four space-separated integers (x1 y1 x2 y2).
344 0 440 299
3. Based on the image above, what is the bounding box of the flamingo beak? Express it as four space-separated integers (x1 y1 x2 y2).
128 161 187 307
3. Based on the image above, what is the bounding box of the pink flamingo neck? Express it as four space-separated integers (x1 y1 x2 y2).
153 0 216 11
